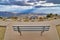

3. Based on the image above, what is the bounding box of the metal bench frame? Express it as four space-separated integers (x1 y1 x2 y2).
13 26 50 36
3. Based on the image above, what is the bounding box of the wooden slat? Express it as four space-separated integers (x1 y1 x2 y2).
13 26 50 31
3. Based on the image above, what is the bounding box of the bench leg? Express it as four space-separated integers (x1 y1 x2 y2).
19 31 22 36
18 31 22 36
41 31 44 36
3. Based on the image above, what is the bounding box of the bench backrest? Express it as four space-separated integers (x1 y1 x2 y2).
13 26 50 31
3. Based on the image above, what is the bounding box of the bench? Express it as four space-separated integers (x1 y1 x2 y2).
13 26 50 36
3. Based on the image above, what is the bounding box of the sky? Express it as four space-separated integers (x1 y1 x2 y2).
0 0 57 3
46 0 60 4
0 0 60 16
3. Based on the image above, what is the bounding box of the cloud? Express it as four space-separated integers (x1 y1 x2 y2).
0 5 33 13
15 0 29 1
15 0 23 1
42 3 56 6
31 7 60 14
46 0 60 4
35 2 56 6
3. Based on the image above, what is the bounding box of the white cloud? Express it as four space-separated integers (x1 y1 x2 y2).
42 3 55 6
34 2 56 6
0 5 33 12
15 0 23 1
15 0 29 1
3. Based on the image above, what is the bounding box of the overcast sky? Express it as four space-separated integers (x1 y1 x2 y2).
0 0 60 4
0 0 60 15
46 0 60 4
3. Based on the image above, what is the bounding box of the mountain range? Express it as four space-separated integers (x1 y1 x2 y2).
0 11 47 17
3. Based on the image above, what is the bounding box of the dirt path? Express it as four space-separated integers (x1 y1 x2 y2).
3 19 60 40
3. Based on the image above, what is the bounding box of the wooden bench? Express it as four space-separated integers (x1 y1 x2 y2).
13 26 50 36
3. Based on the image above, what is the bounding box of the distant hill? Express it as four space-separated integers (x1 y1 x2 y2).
0 11 47 17
0 11 14 17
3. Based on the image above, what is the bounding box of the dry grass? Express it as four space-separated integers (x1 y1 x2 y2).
56 25 60 39
0 26 6 40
